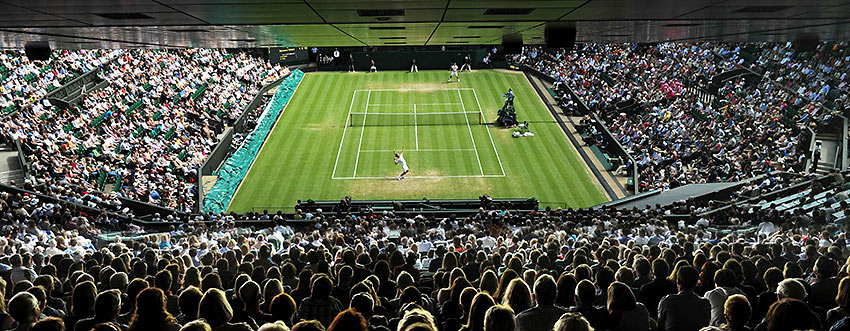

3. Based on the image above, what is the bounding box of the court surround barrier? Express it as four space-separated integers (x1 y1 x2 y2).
202 69 305 214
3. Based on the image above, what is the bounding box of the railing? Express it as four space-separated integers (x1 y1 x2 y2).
46 55 120 108
14 139 28 180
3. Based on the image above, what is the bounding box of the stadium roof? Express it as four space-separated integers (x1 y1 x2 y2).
0 0 849 49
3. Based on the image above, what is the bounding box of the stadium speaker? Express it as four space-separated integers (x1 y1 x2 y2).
794 33 819 52
502 39 523 54
24 41 50 61
545 22 576 49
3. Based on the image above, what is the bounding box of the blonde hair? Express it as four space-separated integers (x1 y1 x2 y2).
554 313 594 331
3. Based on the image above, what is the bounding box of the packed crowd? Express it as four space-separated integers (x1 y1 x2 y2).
1 49 288 212
0 50 121 116
516 42 845 191
748 42 849 111
0 170 848 331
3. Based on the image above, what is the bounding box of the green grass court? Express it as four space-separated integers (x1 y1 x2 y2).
228 70 607 212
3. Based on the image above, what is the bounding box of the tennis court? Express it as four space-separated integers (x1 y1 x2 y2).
332 88 505 179
228 70 607 212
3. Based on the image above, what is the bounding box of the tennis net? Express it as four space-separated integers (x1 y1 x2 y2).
349 111 483 127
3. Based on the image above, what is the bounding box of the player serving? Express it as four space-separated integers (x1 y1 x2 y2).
447 62 460 83
394 147 409 180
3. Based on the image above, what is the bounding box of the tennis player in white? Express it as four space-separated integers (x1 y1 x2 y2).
394 147 409 180
447 63 460 82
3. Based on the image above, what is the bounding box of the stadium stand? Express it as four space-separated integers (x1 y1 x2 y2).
3 40 850 331
514 43 843 193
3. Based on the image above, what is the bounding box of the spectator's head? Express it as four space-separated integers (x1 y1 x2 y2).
501 278 532 314
94 289 121 319
555 274 577 308
178 286 203 320
676 266 699 291
270 292 297 326
463 292 496 331
198 288 233 327
532 274 557 306
764 299 821 331
480 270 498 295
240 280 262 308
553 313 593 331
776 279 807 300
327 308 367 331
814 256 838 279
258 321 291 331
110 272 129 292
714 269 737 288
398 308 437 331
652 259 669 279
575 280 596 307
606 282 636 313
131 287 176 329
30 317 65 331
8 291 39 325
310 275 333 300
763 267 783 291
724 294 751 329
483 304 515 331
291 320 326 331
180 319 212 331
349 293 374 319
72 281 97 317
27 286 47 311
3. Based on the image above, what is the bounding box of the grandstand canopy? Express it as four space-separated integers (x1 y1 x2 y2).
0 0 849 49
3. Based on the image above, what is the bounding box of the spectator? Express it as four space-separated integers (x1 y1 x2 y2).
607 282 649 331
326 308 367 331
569 280 608 330
198 288 251 331
553 313 594 331
460 292 496 331
177 287 203 325
516 274 568 331
30 317 65 331
8 292 40 331
722 294 751 331
763 299 821 331
658 265 711 331
128 287 180 331
270 293 297 328
75 290 124 331
298 275 343 328
482 305 515 331
705 269 744 326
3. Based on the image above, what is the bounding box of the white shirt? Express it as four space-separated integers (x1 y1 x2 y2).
396 155 408 170
451 64 458 73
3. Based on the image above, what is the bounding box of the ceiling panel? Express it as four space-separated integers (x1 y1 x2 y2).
0 0 846 48
170 3 323 24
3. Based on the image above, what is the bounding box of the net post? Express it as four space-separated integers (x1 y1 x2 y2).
478 111 483 125
349 113 353 127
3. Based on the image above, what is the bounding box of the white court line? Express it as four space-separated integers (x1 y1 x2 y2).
352 90 371 178
368 103 461 106
356 88 474 92
333 174 506 180
361 149 475 152
349 111 478 115
472 88 506 176
458 88 484 176
413 104 418 150
331 90 357 179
